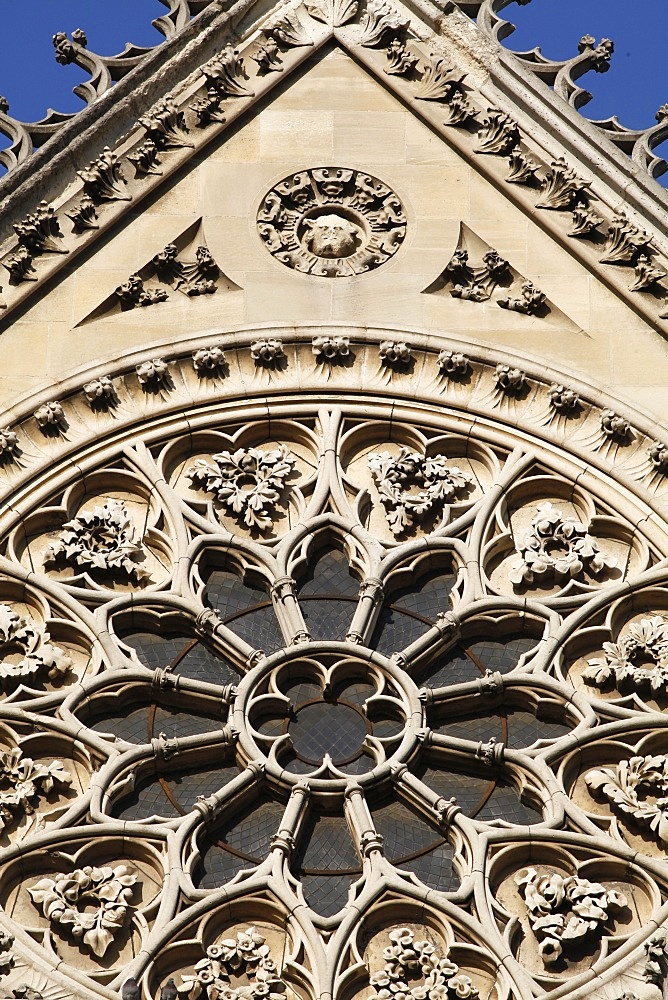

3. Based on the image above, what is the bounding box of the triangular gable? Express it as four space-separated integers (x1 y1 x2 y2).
0 0 667 369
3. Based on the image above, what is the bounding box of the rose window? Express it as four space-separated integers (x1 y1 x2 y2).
0 334 665 1000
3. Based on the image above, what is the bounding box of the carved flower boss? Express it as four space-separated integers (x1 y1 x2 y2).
257 167 406 276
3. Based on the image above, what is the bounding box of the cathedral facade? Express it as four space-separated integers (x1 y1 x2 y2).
0 5 666 1000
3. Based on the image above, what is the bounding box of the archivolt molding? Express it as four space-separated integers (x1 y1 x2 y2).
1 0 668 339
0 328 661 1000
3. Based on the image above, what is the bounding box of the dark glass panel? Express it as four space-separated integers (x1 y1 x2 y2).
339 753 375 774
293 812 359 872
225 606 285 652
372 717 405 738
399 843 458 892
91 702 228 742
114 763 239 820
371 800 441 860
429 714 502 744
166 764 240 813
282 678 323 705
289 703 366 763
505 710 570 748
468 637 537 673
217 798 285 859
332 680 375 706
476 783 542 824
203 569 267 620
299 874 355 917
196 845 248 889
90 706 152 742
300 599 355 641
153 705 226 739
393 572 456 623
283 755 316 774
418 766 491 816
114 773 180 821
370 607 431 656
174 643 239 685
255 716 286 738
419 646 480 688
120 632 189 670
298 549 359 597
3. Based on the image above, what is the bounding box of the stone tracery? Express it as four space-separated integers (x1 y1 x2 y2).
0 335 662 1000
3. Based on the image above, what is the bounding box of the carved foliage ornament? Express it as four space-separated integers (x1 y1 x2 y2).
510 502 615 586
0 604 72 688
515 867 627 965
29 864 138 958
586 754 668 844
257 167 406 276
368 447 473 535
583 616 668 693
188 446 295 532
0 747 71 831
175 926 285 1000
43 499 150 582
369 928 478 1000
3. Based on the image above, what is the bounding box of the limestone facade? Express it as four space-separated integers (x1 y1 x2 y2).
0 4 666 1000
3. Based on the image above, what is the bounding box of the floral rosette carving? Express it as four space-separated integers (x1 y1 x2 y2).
586 754 668 844
0 604 72 688
43 499 150 582
0 747 71 831
369 928 478 1000
515 867 627 965
28 864 138 958
175 927 285 1000
188 446 295 532
368 447 473 535
583 616 668 692
509 502 616 586
257 166 406 276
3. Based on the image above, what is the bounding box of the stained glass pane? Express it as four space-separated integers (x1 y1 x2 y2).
370 606 431 655
225 606 285 651
371 799 441 860
300 598 355 640
418 765 492 816
476 783 542 824
174 642 240 685
467 637 538 673
299 874 356 916
114 775 181 821
293 812 360 872
399 843 458 892
419 646 481 687
203 569 268 619
505 709 570 748
207 798 286 865
119 632 190 669
393 571 456 622
298 549 359 597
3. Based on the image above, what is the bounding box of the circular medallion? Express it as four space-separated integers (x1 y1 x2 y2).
236 645 419 793
256 167 407 276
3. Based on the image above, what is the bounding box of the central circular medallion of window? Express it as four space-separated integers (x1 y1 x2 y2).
288 700 369 765
256 167 407 277
235 646 421 792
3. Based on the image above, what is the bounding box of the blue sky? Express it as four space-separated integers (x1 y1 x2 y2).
0 0 666 171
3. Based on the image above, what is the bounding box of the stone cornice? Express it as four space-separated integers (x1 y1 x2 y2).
0 324 666 541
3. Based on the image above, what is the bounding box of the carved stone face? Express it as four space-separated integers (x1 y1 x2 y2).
301 213 363 258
